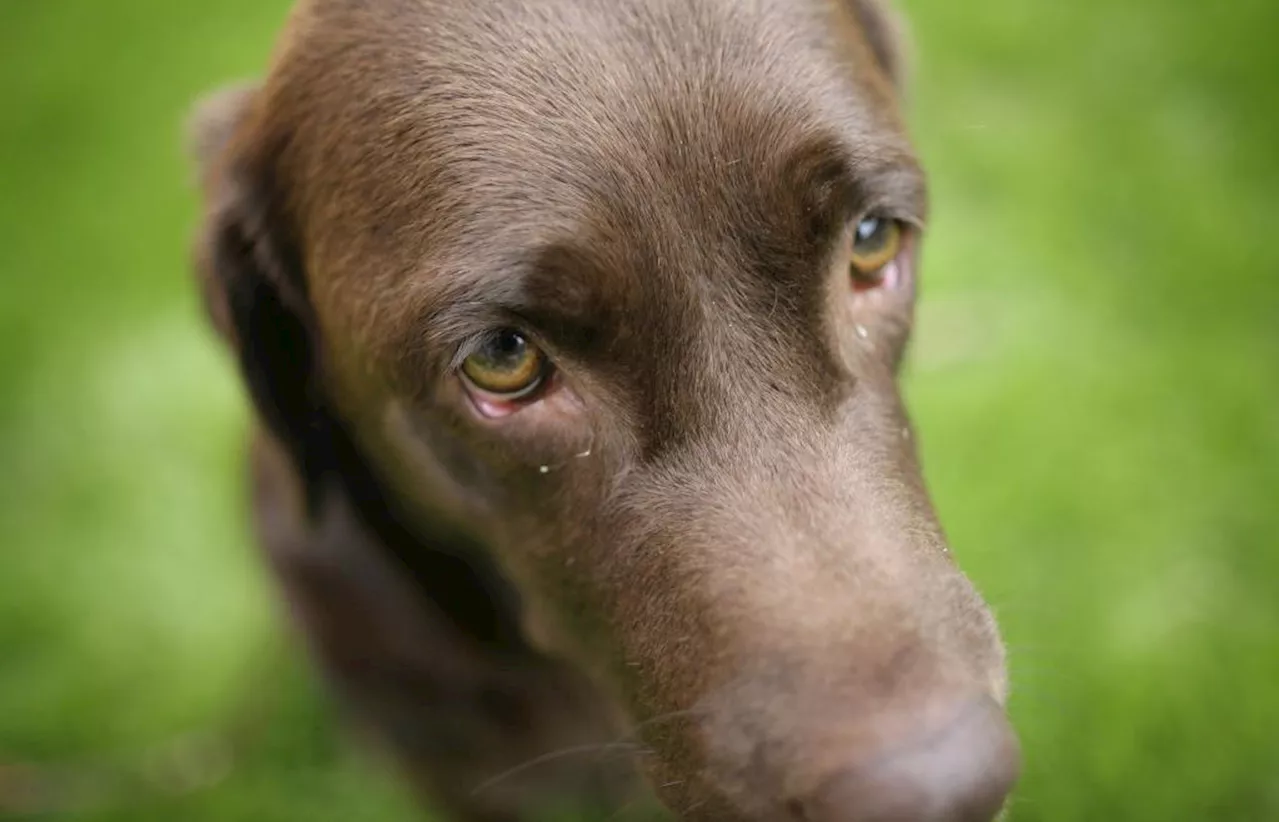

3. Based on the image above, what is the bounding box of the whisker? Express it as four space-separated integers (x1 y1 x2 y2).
678 798 708 816
470 706 704 797
469 741 642 796
627 707 704 737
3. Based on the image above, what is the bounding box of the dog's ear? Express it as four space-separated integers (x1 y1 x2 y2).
189 82 265 341
187 83 334 508
185 86 530 649
847 0 913 92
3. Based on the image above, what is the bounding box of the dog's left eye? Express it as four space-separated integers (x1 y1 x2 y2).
849 215 902 289
460 329 548 400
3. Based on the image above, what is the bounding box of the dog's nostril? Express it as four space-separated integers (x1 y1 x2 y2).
795 698 1019 822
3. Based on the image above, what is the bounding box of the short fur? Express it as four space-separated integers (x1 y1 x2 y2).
189 1 1018 820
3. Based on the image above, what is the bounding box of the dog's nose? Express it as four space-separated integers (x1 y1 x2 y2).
792 698 1019 822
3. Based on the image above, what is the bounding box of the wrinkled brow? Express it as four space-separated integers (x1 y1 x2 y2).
787 135 928 235
393 239 629 379
392 134 925 377
424 240 649 370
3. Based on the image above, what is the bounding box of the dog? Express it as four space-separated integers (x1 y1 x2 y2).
188 0 1019 819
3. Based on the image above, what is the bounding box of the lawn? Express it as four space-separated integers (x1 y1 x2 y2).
0 1 1274 820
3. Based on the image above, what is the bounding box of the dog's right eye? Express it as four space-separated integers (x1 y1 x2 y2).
849 215 903 290
460 329 548 403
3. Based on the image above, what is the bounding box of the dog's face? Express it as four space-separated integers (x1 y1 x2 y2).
193 0 1017 818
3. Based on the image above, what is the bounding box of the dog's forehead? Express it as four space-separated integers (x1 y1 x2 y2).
282 0 909 250
275 0 915 390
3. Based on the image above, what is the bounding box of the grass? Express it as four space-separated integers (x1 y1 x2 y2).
0 1 1274 820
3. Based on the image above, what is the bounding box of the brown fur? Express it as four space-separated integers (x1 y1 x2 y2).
189 1 1018 820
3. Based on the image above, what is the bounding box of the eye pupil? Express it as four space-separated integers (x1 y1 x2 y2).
488 330 525 361
855 216 892 253
461 329 547 399
849 215 902 289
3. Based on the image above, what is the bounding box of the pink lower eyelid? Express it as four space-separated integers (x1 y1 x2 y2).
471 393 521 418
881 260 900 289
462 374 554 418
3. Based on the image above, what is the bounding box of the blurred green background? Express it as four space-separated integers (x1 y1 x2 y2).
0 1 1274 820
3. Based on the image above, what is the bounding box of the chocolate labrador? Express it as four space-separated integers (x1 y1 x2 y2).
188 0 1019 819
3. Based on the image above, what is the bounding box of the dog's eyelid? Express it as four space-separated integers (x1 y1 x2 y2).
448 334 488 373
848 202 923 230
842 161 928 227
901 212 927 232
846 188 926 229
445 316 551 373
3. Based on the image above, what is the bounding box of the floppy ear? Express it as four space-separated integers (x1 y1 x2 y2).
186 84 530 649
187 83 335 510
847 0 914 92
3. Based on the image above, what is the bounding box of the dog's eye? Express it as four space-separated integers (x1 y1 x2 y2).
850 215 902 289
461 329 547 399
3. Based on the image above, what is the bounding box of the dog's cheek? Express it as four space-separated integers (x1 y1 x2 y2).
381 391 625 657
381 407 614 650
375 399 505 509
494 475 629 647
378 390 597 518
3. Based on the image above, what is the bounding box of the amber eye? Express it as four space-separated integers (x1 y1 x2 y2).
460 329 547 399
850 215 902 287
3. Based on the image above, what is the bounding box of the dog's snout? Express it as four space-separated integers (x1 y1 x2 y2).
791 698 1019 822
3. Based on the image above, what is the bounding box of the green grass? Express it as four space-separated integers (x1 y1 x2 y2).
0 1 1274 820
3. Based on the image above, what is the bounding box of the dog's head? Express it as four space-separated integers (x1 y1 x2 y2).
191 0 1017 818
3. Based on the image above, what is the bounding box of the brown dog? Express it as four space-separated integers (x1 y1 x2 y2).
189 1 1019 819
